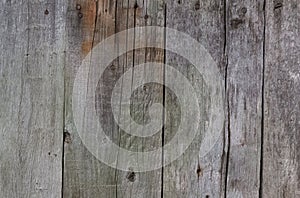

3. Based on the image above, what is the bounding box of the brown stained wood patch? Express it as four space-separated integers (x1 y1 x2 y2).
79 0 97 56
79 1 116 56
81 40 93 56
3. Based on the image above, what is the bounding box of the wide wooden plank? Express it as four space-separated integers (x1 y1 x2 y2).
164 0 226 197
224 0 264 197
63 0 118 197
0 0 66 197
64 0 164 197
263 0 300 197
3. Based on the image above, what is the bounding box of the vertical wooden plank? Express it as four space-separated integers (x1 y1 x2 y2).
263 0 300 197
64 0 118 197
164 0 226 197
114 0 165 197
225 0 265 197
0 0 66 197
64 0 165 197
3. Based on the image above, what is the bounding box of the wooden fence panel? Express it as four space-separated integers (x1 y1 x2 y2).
1 0 300 197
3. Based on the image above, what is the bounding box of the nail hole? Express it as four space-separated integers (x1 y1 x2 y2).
241 7 247 14
144 14 149 19
78 12 83 18
44 9 49 15
126 171 136 182
177 0 181 4
76 4 81 10
105 9 108 12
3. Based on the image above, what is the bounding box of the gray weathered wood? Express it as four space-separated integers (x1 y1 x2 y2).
225 0 264 197
1 0 300 197
164 0 226 197
113 0 165 197
0 0 66 197
263 0 300 197
63 0 164 197
63 0 118 197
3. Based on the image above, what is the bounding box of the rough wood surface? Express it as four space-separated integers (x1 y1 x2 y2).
225 0 264 197
63 0 164 197
0 0 66 197
64 0 118 197
263 0 300 197
164 0 226 197
1 0 300 197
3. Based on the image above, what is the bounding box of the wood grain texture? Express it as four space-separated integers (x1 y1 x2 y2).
64 0 118 197
263 0 300 197
0 0 66 197
113 0 165 197
1 0 300 197
164 0 226 197
63 0 165 197
225 0 264 197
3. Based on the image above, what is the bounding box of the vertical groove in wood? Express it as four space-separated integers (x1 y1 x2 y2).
223 1 230 197
259 0 267 196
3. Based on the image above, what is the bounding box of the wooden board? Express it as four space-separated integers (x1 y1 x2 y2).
263 0 300 197
63 0 165 197
225 0 264 197
164 0 226 197
0 0 66 197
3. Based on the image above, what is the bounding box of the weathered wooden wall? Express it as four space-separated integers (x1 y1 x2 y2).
0 0 299 197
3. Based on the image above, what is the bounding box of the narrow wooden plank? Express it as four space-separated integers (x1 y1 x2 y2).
164 0 226 197
114 0 165 197
64 0 164 197
0 0 66 197
225 0 265 197
263 0 300 197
